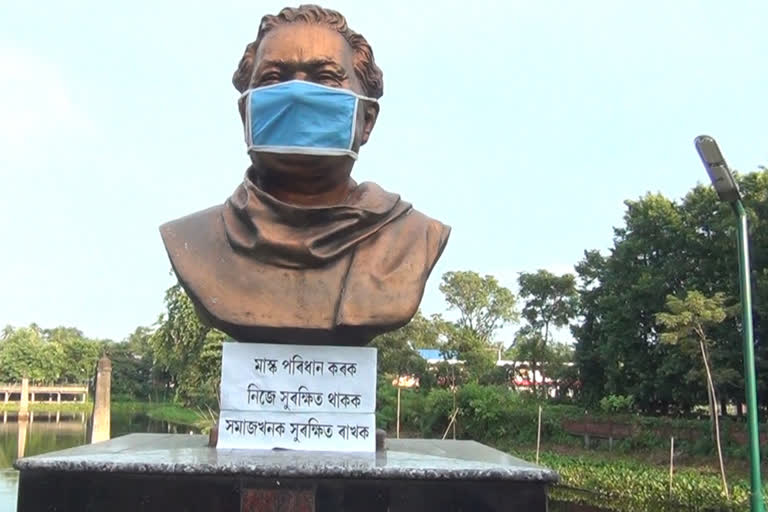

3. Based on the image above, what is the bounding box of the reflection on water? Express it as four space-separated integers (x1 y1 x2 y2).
0 410 197 512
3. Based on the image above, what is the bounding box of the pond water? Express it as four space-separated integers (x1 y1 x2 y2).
0 410 620 512
0 410 197 512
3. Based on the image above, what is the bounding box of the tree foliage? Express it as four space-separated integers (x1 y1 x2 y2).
0 325 108 384
439 271 518 342
150 284 225 406
516 270 578 396
371 311 432 378
106 326 168 400
573 168 768 414
518 270 579 339
656 290 733 497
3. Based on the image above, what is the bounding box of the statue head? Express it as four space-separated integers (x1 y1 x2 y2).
233 5 383 189
160 6 450 345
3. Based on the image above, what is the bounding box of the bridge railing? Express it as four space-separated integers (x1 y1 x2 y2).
0 383 89 403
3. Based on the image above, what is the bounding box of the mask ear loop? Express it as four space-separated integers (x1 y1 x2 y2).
242 91 252 147
349 96 360 152
348 96 378 154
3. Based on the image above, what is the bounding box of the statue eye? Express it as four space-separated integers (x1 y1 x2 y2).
259 72 281 85
317 72 342 86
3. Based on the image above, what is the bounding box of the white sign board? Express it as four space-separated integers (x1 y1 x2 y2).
217 342 377 453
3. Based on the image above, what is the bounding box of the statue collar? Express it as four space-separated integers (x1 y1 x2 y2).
222 169 412 268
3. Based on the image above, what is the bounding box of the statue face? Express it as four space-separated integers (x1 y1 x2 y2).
243 23 378 179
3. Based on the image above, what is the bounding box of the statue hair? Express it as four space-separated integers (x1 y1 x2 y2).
232 4 383 99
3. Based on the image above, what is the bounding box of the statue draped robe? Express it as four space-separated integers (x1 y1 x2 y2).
160 170 450 345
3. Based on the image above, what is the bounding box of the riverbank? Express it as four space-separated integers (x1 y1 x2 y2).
0 401 91 413
504 446 764 512
112 402 212 430
389 428 767 511
0 400 212 430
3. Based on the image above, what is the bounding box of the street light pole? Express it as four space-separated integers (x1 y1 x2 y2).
694 135 764 512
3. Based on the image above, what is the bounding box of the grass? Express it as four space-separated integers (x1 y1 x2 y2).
0 399 213 430
504 442 759 480
112 401 213 430
0 401 92 413
507 447 763 511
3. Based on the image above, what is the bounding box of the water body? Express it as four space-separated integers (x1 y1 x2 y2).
0 409 197 512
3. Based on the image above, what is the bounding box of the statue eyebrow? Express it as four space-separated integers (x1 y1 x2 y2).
261 58 346 74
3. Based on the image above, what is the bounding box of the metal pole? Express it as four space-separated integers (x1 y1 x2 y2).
452 366 457 440
396 387 401 439
733 199 764 512
669 436 675 500
536 405 542 464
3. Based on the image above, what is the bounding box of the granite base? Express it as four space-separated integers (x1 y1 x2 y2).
15 434 558 512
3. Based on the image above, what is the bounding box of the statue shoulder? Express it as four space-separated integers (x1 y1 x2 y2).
387 208 451 266
337 207 450 331
159 205 228 282
159 205 225 249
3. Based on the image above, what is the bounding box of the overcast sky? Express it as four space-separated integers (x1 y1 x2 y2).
1 1 766 343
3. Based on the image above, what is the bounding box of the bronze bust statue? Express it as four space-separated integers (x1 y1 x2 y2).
160 5 450 346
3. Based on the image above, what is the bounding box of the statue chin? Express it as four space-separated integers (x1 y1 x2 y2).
251 152 349 177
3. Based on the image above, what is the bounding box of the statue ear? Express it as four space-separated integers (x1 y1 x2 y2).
233 42 256 125
232 42 257 92
360 102 379 146
237 95 247 124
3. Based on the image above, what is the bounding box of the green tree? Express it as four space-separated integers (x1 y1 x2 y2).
1 325 14 340
42 327 84 344
657 290 733 499
442 324 497 382
371 311 432 378
571 250 609 405
403 311 445 349
516 270 578 396
437 271 518 382
439 271 518 343
0 326 63 383
108 326 168 400
59 337 102 383
573 191 708 412
151 284 225 406
572 169 768 413
39 326 106 383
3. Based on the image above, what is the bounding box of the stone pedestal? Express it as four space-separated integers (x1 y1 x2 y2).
15 434 558 512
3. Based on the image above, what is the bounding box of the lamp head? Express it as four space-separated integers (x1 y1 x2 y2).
694 135 741 202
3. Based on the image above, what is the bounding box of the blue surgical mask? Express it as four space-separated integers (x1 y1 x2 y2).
241 80 377 160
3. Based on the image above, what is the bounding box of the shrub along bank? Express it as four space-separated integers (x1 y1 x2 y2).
376 382 767 459
376 382 768 511
525 450 765 512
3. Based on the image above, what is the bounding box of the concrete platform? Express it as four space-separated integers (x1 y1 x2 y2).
15 434 558 511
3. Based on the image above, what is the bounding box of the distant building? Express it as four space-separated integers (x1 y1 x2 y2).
496 359 575 398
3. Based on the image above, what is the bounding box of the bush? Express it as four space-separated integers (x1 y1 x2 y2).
375 377 430 435
375 381 765 461
420 387 454 437
599 394 636 414
516 450 763 511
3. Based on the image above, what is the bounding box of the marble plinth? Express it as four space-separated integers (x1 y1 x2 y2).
15 434 558 511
